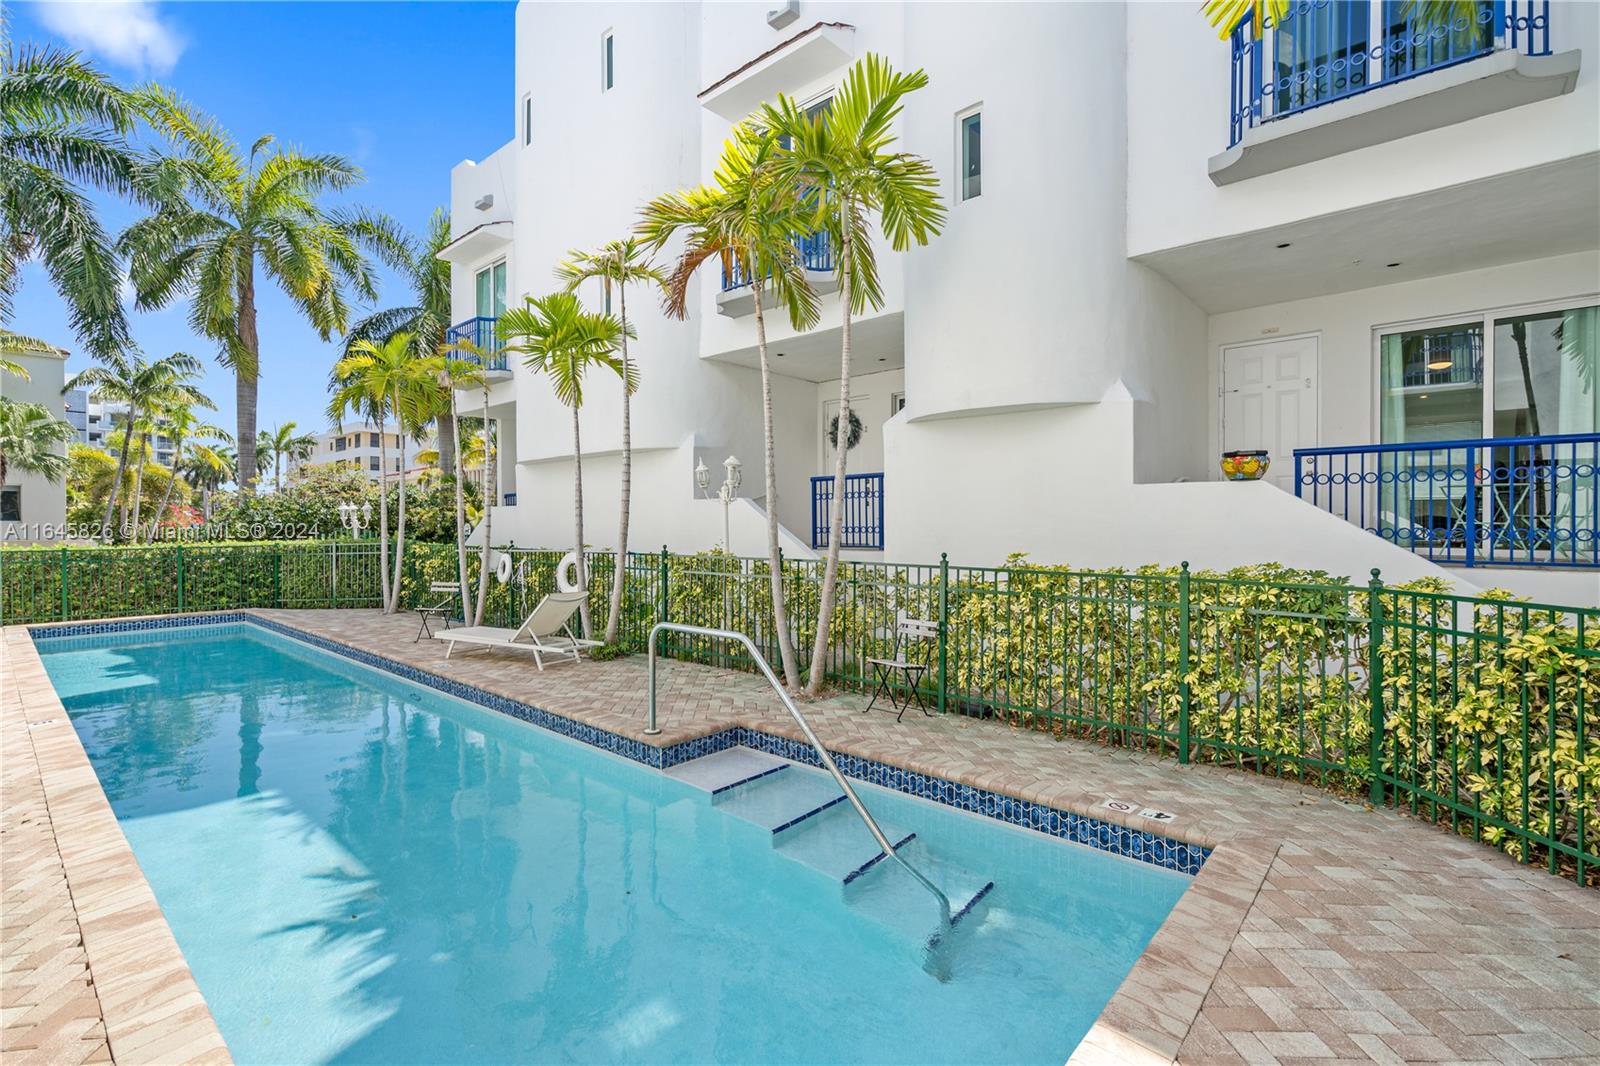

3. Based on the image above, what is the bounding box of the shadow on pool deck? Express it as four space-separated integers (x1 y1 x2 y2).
244 609 1600 1066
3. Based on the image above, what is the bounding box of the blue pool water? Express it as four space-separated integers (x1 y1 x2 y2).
38 622 1189 1065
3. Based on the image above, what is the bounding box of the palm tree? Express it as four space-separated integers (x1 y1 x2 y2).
499 293 632 639
0 398 74 486
442 339 502 627
181 441 233 520
329 332 427 613
66 348 208 541
342 208 457 477
120 86 380 494
638 124 823 688
258 421 314 490
1 46 152 357
555 238 666 646
145 404 229 540
761 55 945 695
418 347 486 626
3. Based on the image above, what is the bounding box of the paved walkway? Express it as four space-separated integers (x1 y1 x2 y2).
5 609 1598 1065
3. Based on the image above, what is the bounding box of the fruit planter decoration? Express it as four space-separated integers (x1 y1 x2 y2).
1220 449 1270 481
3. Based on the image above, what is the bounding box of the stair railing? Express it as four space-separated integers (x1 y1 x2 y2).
645 621 952 932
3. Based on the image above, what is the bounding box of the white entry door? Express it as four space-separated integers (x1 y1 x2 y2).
1221 336 1320 493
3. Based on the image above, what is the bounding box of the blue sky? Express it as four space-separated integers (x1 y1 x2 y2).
9 0 515 436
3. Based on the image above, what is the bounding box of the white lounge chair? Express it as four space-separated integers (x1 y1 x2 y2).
433 591 602 670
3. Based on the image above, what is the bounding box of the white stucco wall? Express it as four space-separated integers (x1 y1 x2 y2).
0 348 68 541
1126 1 1600 256
1205 250 1600 460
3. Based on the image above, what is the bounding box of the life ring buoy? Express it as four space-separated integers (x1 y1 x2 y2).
496 553 514 583
556 550 585 592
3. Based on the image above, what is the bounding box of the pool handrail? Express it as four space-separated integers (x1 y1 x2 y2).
644 621 953 933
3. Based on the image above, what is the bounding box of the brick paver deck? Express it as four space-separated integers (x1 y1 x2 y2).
6 609 1598 1065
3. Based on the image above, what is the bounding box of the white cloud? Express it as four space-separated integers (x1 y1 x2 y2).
34 1 186 75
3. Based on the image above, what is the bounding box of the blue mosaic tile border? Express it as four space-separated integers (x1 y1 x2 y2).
28 612 1210 877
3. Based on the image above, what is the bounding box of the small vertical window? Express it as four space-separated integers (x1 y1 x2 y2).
601 31 614 91
1 487 20 522
958 107 982 201
522 94 533 146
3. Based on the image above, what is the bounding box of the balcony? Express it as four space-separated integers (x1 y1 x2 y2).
811 471 884 551
716 233 837 318
446 317 511 378
1213 0 1578 184
1294 433 1600 569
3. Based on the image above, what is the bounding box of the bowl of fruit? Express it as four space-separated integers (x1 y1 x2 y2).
1220 449 1270 481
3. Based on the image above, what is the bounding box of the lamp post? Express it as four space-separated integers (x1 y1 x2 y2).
334 501 372 603
695 455 741 552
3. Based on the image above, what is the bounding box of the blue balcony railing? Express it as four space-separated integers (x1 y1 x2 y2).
446 316 509 372
1294 433 1599 568
1228 0 1552 147
502 492 517 507
811 471 884 550
721 232 832 292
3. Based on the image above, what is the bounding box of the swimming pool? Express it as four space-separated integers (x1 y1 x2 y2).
37 620 1191 1065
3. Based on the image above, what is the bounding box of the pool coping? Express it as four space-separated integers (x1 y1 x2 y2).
21 611 1273 1064
2 624 232 1066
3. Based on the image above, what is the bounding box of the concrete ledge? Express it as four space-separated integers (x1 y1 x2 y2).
1 627 231 1065
1210 49 1582 185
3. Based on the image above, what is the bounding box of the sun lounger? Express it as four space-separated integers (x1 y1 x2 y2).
433 591 602 670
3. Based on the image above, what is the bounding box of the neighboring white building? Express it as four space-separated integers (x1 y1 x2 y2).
66 391 177 466
293 421 437 484
444 1 1599 603
1 336 70 541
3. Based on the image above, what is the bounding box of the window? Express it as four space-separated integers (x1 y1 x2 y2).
369 432 379 447
890 392 906 415
369 455 380 471
335 437 347 452
957 107 982 201
601 30 614 91
522 93 533 146
0 487 18 522
475 261 508 319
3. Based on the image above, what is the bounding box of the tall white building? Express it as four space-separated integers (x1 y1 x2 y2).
294 421 437 484
64 391 177 466
445 1 1599 603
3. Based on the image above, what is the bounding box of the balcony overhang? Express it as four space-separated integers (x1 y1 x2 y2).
1209 49 1582 186
698 21 854 121
436 221 513 265
716 266 838 318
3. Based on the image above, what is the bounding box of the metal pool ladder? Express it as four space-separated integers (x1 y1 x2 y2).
645 622 954 936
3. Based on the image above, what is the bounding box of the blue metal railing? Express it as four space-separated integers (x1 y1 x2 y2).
502 492 517 507
1294 433 1599 568
721 232 832 292
1229 1 1551 147
811 471 884 550
446 316 509 372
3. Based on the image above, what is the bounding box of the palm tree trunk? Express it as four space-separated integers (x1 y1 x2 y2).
447 384 475 624
605 285 631 646
389 401 409 613
808 206 854 697
750 276 802 691
236 257 261 495
148 441 181 541
274 453 282 492
475 387 493 626
126 431 149 541
376 428 392 610
437 408 458 490
572 404 590 639
101 411 135 542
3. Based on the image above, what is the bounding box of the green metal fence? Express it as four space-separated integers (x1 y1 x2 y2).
0 542 386 623
3 540 1593 884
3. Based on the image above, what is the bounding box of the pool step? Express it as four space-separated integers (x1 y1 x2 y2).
775 803 916 884
845 842 996 940
668 747 995 950
665 746 790 795
713 763 847 835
